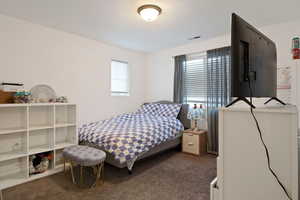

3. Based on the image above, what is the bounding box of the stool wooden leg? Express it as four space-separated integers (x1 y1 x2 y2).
63 158 66 173
92 165 100 188
80 166 84 186
70 162 75 184
93 166 97 175
91 163 104 188
0 190 3 200
101 163 104 183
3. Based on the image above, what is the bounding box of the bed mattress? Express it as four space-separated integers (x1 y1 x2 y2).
79 112 184 170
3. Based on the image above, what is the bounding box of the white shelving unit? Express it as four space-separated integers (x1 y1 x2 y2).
0 103 77 193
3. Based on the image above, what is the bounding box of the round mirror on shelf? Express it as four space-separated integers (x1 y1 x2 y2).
30 84 56 103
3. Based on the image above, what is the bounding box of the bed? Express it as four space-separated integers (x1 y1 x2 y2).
79 101 190 173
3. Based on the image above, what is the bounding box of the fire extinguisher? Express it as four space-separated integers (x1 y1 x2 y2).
292 37 300 59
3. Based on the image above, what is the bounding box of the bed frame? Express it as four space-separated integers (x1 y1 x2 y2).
84 101 190 174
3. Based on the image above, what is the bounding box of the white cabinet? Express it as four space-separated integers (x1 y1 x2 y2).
0 103 77 191
211 105 298 200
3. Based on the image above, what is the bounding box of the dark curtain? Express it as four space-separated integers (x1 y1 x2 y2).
207 47 231 153
173 55 187 103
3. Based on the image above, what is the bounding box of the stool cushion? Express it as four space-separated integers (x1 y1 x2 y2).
63 145 106 166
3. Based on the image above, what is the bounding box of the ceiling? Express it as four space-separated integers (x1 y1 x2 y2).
0 0 300 52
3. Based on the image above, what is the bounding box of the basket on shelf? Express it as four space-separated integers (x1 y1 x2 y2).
29 152 53 175
0 90 15 104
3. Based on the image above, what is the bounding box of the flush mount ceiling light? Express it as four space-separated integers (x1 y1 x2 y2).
137 4 162 22
188 35 201 40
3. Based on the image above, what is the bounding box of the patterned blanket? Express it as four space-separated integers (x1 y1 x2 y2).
79 112 184 170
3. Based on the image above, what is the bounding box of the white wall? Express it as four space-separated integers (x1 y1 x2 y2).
1 13 300 125
145 20 300 108
0 14 147 125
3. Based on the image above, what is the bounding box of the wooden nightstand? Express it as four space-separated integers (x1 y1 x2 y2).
182 129 207 156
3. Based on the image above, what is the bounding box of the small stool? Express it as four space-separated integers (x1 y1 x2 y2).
62 145 106 187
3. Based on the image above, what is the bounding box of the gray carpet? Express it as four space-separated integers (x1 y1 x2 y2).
3 149 216 200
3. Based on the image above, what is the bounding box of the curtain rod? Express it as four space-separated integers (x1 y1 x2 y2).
172 51 205 58
171 46 230 58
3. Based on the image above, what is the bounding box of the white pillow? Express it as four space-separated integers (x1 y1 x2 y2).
155 104 182 118
137 103 159 115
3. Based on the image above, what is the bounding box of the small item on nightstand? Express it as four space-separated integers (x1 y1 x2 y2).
187 104 205 131
198 104 207 130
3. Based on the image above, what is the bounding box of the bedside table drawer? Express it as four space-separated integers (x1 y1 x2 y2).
182 133 199 155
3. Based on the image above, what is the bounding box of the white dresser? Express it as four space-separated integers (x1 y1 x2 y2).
211 105 298 200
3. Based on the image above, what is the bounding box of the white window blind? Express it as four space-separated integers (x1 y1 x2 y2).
184 53 207 104
111 60 129 96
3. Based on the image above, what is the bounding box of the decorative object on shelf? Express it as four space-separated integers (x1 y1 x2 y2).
187 104 206 131
0 82 24 92
56 96 68 103
292 37 300 60
30 84 56 103
0 90 15 104
13 90 31 103
29 152 53 175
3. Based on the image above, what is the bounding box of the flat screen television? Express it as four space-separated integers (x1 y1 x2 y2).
227 13 283 108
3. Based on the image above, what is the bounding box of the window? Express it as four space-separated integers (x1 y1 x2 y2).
182 48 231 106
184 52 207 105
111 60 129 96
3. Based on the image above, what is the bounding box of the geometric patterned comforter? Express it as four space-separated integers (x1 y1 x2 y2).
79 112 184 170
